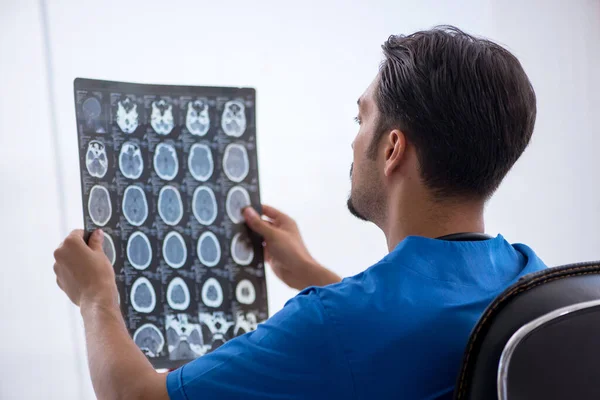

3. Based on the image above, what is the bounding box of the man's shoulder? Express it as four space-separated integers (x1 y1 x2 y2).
295 261 398 320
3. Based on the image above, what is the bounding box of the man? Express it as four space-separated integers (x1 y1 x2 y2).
53 26 546 399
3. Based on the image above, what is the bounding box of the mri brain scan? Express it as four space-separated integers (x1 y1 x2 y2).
75 81 266 368
102 232 116 266
235 279 256 305
167 277 190 311
158 185 183 226
88 185 112 226
201 277 223 308
222 143 249 183
131 277 156 313
122 185 148 226
153 143 179 180
231 232 254 266
196 231 221 267
221 100 246 137
119 142 143 179
116 98 139 134
85 140 108 178
166 314 207 360
188 144 213 182
225 186 251 224
192 186 217 225
127 231 152 270
82 97 105 133
234 312 258 336
186 100 210 136
162 231 187 269
133 323 164 357
199 312 234 350
151 99 174 135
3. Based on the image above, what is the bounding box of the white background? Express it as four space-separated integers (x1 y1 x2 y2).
1 0 599 398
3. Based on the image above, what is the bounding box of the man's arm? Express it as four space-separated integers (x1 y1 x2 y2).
54 230 168 400
81 301 168 400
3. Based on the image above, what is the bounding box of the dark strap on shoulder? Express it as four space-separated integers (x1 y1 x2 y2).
437 232 492 242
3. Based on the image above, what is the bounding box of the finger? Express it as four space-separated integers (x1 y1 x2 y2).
243 207 276 239
64 230 86 248
57 230 87 259
261 205 294 226
87 229 104 251
53 247 62 261
56 277 63 290
68 229 85 239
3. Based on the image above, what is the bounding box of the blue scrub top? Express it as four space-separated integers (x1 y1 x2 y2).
167 235 546 399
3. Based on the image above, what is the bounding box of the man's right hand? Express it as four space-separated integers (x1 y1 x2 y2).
243 205 342 291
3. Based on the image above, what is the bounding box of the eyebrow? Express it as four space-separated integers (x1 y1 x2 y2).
357 98 361 106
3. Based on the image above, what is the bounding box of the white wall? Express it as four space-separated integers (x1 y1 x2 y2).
1 0 598 398
0 1 86 399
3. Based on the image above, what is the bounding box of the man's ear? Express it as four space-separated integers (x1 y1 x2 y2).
383 129 406 177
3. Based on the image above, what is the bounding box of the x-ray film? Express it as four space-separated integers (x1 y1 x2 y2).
74 78 268 369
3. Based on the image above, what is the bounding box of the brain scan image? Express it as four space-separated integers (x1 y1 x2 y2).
234 312 258 336
119 142 143 179
151 99 174 135
186 100 210 136
196 231 221 267
162 231 187 269
133 323 164 357
192 186 217 225
130 277 156 313
222 143 249 183
166 277 190 311
158 185 183 226
82 97 105 133
201 277 224 308
75 81 265 368
166 314 207 360
235 279 256 305
231 232 254 266
188 144 214 182
116 97 139 134
85 140 108 178
199 312 234 350
88 185 112 226
221 100 246 137
102 232 116 266
153 143 179 181
122 185 148 226
127 231 152 270
225 186 251 224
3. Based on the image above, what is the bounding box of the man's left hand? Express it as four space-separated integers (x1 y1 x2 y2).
53 229 118 309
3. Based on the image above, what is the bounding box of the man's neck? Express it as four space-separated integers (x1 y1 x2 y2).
382 190 485 252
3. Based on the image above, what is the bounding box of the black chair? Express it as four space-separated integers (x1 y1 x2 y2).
454 260 600 400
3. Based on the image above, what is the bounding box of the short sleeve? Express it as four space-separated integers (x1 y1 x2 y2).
166 290 354 400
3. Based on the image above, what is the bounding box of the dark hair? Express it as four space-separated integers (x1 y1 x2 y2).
373 25 537 199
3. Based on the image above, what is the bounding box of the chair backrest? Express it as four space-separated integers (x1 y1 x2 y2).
497 298 600 400
453 261 600 400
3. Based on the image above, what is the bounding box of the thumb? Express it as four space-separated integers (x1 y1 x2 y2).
243 207 276 239
88 229 104 251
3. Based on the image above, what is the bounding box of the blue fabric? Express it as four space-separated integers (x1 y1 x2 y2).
167 235 546 399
